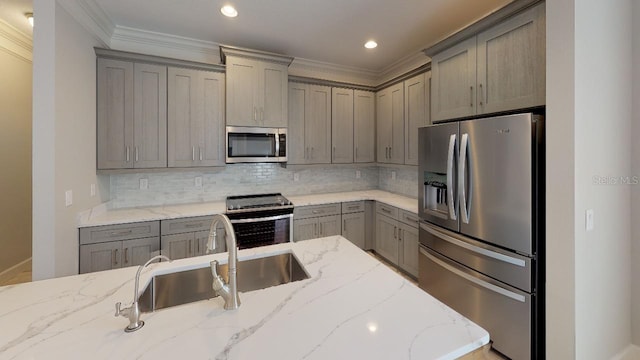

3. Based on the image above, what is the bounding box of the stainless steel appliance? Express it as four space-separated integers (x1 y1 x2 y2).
226 126 287 163
225 193 293 249
418 112 544 360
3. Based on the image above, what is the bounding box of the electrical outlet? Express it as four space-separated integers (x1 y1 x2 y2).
356 170 361 179
65 190 73 207
140 178 148 190
90 184 96 197
585 209 594 231
391 171 397 180
294 173 300 182
195 176 203 188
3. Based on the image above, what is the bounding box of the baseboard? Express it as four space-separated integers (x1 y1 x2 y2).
611 344 640 360
0 258 32 285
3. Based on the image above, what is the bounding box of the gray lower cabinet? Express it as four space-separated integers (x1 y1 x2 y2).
293 203 342 241
79 221 160 274
160 216 226 260
341 201 366 249
375 203 419 277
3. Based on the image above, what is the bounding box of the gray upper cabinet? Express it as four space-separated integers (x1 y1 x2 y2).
331 88 354 163
404 72 430 165
353 90 375 163
168 67 225 167
287 82 331 164
431 3 545 122
224 50 291 128
376 82 404 164
97 59 167 169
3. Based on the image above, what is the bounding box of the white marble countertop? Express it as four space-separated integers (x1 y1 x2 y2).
78 190 417 228
0 237 488 360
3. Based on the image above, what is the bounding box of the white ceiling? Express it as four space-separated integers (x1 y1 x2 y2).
0 0 514 71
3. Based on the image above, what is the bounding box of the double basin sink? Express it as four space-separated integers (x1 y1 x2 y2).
138 252 309 313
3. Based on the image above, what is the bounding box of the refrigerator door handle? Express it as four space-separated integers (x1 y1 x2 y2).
420 222 526 267
420 247 526 303
459 133 472 224
446 134 457 221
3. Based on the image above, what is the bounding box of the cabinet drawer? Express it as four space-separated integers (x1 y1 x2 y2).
79 221 160 245
399 210 419 227
375 202 398 219
342 201 365 214
161 215 215 235
294 203 341 219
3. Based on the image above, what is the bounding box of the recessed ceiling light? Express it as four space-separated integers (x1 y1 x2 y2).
221 5 238 18
25 12 33 27
364 40 378 49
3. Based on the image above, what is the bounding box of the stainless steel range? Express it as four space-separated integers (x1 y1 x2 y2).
225 193 294 249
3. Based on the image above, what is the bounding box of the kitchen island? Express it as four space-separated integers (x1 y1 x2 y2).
0 237 488 359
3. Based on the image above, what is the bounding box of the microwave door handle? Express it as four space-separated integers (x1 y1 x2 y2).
459 133 470 224
446 134 457 221
275 134 280 157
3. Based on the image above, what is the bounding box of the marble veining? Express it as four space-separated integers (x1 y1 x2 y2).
0 237 488 359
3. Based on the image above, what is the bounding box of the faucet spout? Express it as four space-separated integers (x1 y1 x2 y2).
207 214 241 310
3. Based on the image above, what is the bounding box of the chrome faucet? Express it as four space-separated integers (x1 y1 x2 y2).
115 254 171 332
207 214 241 310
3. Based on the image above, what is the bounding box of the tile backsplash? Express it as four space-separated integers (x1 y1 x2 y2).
109 164 418 209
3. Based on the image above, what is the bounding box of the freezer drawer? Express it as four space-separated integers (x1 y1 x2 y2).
419 246 532 360
420 221 533 292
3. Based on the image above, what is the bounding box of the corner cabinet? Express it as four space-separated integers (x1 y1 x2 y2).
287 82 332 164
97 59 167 169
167 68 225 167
374 203 419 277
376 83 405 164
222 47 294 128
431 3 545 121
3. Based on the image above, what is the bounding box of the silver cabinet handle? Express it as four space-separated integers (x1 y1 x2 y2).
343 219 347 233
389 147 392 159
470 86 474 107
459 133 472 224
192 146 195 161
421 247 526 303
333 146 336 159
110 230 132 237
479 84 483 106
260 107 264 123
113 249 118 266
381 208 391 214
399 229 403 241
314 223 318 236
189 239 192 254
385 147 389 159
135 147 139 162
393 226 397 239
405 216 418 223
446 134 457 221
254 107 257 122
420 222 526 267
319 223 323 235
125 146 130 162
199 147 203 161
184 223 203 228
124 248 129 264
197 239 200 254
311 147 314 158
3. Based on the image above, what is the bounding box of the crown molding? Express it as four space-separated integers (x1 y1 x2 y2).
110 26 221 65
0 19 32 63
289 57 379 87
57 0 114 47
219 45 294 66
376 50 430 85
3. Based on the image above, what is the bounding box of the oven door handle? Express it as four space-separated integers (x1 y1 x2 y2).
229 214 293 224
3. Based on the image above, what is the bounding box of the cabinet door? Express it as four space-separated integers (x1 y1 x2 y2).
168 67 198 167
200 71 226 166
476 3 545 114
398 223 419 277
389 82 405 164
122 237 160 268
97 58 133 170
331 88 354 163
80 241 122 274
376 88 391 162
226 56 258 126
353 90 375 163
375 214 399 264
287 82 308 165
133 63 167 168
260 62 288 128
404 72 428 165
294 218 318 242
342 212 365 249
161 233 195 260
307 85 332 164
319 215 341 237
194 227 226 257
431 37 477 122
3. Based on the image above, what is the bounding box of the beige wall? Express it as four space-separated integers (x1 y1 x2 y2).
0 25 32 274
32 1 109 279
547 0 634 358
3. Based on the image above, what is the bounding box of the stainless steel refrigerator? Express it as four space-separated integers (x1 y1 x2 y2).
418 112 544 360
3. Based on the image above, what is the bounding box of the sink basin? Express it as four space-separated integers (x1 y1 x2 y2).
138 252 308 313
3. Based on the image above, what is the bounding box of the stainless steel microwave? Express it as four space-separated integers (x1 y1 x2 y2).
226 126 287 163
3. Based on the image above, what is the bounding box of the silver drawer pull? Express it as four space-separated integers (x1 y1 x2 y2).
381 208 391 214
347 206 360 210
421 248 526 303
405 216 418 223
110 230 132 236
420 222 525 267
184 223 203 228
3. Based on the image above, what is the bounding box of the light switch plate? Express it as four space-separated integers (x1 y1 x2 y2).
391 171 396 180
356 170 361 179
140 178 148 190
65 190 73 207
294 173 299 182
585 209 594 231
195 176 203 188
